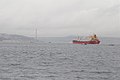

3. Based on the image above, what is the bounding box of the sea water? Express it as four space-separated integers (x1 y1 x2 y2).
0 42 120 80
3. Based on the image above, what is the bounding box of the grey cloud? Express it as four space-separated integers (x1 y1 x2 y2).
0 0 120 37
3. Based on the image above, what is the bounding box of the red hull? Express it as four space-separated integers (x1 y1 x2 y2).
73 40 100 44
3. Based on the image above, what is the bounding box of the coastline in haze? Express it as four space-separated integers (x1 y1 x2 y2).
0 33 120 44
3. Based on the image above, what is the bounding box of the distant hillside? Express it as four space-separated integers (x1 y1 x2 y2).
0 33 34 41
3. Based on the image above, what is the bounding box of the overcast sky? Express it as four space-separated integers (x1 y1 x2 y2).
0 0 120 37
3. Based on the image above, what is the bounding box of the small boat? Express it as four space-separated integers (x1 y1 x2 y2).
73 34 100 44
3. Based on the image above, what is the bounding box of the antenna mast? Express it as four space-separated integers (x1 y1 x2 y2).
35 28 37 40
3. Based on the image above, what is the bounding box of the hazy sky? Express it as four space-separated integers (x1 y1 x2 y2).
0 0 120 37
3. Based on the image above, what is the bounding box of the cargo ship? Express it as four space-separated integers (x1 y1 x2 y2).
73 34 100 44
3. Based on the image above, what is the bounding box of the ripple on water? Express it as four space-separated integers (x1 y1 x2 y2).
0 43 120 80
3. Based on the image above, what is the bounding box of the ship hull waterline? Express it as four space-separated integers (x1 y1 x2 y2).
73 40 100 44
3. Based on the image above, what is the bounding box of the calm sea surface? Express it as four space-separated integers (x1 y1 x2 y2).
0 42 120 80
